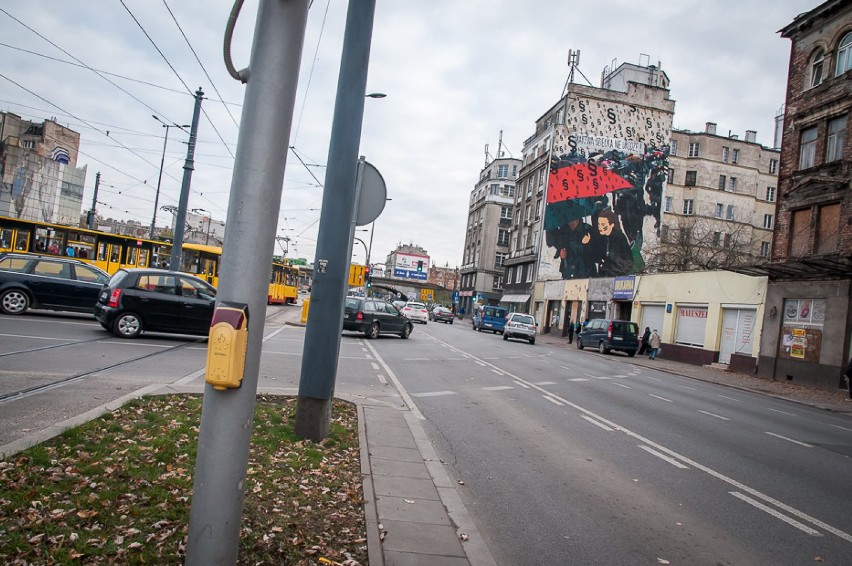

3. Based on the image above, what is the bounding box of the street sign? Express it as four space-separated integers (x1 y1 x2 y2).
452 291 459 301
420 289 434 302
348 264 366 286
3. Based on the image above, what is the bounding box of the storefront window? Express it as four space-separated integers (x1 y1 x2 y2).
779 299 825 362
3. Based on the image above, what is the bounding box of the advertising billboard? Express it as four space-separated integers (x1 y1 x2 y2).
394 253 429 281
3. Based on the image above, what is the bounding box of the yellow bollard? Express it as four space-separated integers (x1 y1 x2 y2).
301 297 310 324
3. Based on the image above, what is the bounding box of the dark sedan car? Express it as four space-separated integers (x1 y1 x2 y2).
343 296 412 339
431 306 455 324
0 252 110 315
95 268 217 338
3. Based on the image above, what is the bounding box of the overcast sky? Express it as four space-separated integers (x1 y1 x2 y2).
0 0 817 268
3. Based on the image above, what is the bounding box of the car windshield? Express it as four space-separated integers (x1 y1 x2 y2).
406 303 425 309
512 314 534 325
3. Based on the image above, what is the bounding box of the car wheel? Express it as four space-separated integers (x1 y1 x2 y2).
0 288 30 315
114 312 143 338
366 322 380 339
503 333 508 341
400 323 412 339
529 337 535 345
449 320 453 325
576 338 584 350
598 342 609 354
423 320 427 325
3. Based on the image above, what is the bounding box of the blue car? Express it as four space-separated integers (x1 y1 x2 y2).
472 305 508 334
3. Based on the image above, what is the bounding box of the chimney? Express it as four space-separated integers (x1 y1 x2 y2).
745 130 757 143
705 122 717 135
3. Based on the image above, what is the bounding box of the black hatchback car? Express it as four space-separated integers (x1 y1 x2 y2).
94 268 217 338
0 252 110 315
576 318 640 356
343 296 413 339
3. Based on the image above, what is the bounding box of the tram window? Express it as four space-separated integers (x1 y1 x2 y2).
127 247 138 266
110 246 121 263
77 245 92 259
0 228 12 250
15 233 29 251
139 249 149 267
97 243 108 261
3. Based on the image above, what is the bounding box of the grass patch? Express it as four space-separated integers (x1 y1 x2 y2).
0 395 366 565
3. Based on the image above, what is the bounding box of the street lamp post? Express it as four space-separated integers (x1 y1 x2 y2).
150 116 190 240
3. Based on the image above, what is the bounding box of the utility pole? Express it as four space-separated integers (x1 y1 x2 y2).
295 0 377 440
169 88 204 272
185 0 309 563
86 172 100 230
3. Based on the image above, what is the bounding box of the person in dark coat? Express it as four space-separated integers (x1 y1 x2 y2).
638 326 651 355
845 357 852 400
567 317 575 344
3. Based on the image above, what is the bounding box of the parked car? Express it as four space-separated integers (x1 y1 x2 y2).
0 252 110 315
94 268 217 338
503 312 537 344
343 296 412 339
401 301 429 324
472 305 508 334
576 318 639 356
431 306 455 324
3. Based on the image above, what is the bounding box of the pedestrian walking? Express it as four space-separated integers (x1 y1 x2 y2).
648 329 662 360
567 317 574 343
638 326 651 355
845 357 852 400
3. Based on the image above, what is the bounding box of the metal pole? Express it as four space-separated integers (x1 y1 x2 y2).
295 0 376 440
87 172 100 230
169 88 204 272
185 0 309 563
150 126 170 239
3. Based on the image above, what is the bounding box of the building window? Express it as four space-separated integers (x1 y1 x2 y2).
799 127 818 169
809 49 825 88
688 142 700 157
726 205 735 221
497 164 509 178
835 32 852 77
524 206 531 224
526 265 534 283
760 241 770 257
526 179 533 198
727 177 737 192
664 196 672 212
763 214 773 229
685 170 697 186
718 175 726 190
670 139 677 155
715 203 723 218
789 208 812 257
497 229 510 246
817 202 840 254
826 115 847 162
535 199 542 221
493 275 503 291
732 148 739 164
495 252 507 268
766 186 776 202
515 266 522 283
22 140 36 149
712 232 721 246
512 165 518 177
667 168 674 184
683 199 694 215
722 147 729 163
501 205 512 220
769 159 778 174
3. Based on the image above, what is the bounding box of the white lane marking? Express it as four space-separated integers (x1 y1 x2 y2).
475 361 486 367
424 334 852 543
513 381 530 389
768 408 797 417
0 333 76 341
534 381 556 386
643 375 662 381
649 393 673 403
482 386 514 391
448 357 469 360
831 424 852 433
613 382 631 389
583 372 597 378
729 492 822 537
362 341 425 421
376 373 388 385
718 394 741 402
483 357 499 360
698 410 730 421
371 362 380 370
765 432 813 448
639 445 690 469
680 385 698 391
568 378 589 382
405 357 431 361
412 390 457 398
589 376 612 381
491 369 504 375
543 395 563 406
582 415 613 431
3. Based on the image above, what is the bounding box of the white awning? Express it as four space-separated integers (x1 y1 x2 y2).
500 294 530 303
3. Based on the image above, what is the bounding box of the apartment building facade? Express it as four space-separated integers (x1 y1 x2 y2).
458 156 520 314
749 0 852 391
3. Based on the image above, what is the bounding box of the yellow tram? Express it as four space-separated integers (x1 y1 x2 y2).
0 216 299 304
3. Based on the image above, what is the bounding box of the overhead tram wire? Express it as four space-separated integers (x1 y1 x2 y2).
0 8 175 124
289 146 324 188
292 0 332 142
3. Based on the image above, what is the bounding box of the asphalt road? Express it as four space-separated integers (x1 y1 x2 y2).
3 310 851 564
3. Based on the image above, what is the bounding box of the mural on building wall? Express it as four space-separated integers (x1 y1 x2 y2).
3 145 66 222
540 120 670 280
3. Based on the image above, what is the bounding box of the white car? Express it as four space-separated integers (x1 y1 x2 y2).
503 312 537 344
401 301 429 324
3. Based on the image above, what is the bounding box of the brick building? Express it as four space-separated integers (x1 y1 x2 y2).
747 0 852 390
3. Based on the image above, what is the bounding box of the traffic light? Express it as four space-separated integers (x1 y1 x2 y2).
417 260 423 272
365 266 372 288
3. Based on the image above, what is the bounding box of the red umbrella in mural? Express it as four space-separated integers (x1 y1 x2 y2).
546 160 633 203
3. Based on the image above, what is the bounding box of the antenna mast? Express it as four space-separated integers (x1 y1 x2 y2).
484 143 490 167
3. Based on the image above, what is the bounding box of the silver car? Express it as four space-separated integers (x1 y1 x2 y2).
503 312 537 344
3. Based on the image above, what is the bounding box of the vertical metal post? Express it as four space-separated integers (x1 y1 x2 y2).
87 172 100 230
150 127 170 239
295 0 377 440
185 0 309 563
169 88 204 272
